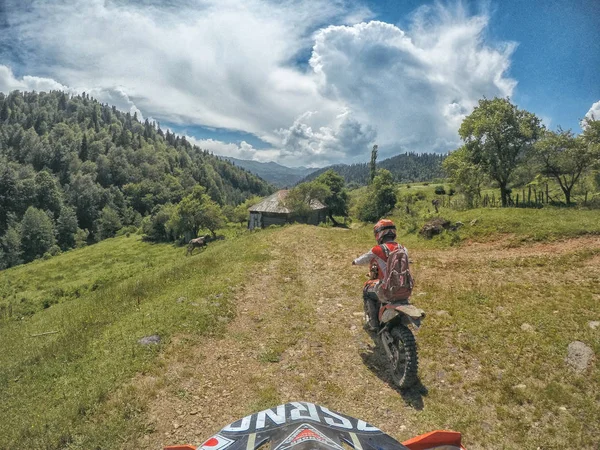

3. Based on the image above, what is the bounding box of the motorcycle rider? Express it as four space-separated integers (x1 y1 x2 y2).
352 219 404 331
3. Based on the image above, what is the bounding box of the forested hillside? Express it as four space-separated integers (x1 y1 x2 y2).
301 152 445 185
0 90 272 268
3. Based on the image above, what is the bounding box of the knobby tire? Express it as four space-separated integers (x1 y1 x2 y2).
390 325 418 389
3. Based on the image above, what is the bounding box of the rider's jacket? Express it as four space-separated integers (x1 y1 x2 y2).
353 242 403 280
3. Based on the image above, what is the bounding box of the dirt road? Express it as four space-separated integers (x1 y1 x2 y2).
135 226 600 449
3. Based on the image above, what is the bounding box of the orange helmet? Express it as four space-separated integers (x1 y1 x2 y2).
374 219 396 244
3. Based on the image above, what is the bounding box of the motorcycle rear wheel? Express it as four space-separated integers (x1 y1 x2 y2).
390 325 418 389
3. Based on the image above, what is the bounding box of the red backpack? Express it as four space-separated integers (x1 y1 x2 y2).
376 244 414 301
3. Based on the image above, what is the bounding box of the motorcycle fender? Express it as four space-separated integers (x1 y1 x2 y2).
381 304 425 324
395 304 426 320
401 315 422 330
381 308 400 323
402 430 465 449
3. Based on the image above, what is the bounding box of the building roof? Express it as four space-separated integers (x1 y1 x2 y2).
249 190 327 213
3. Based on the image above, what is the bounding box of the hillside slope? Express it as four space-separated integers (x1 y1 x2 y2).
0 90 273 268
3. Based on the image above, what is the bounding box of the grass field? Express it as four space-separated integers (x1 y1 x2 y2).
0 232 270 448
1 206 599 449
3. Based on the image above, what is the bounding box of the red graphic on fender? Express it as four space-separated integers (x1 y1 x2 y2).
199 434 234 450
275 424 344 450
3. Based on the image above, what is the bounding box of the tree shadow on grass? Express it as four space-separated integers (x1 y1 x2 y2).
359 331 428 410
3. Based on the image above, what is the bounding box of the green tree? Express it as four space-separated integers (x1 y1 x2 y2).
314 169 349 225
357 169 397 222
533 129 599 205
56 206 79 250
232 196 261 226
286 181 330 222
19 207 56 262
0 160 18 234
459 98 542 206
143 203 178 242
372 169 397 218
34 170 63 218
369 144 378 183
0 225 22 268
97 206 122 239
170 186 225 240
66 174 105 233
443 146 487 208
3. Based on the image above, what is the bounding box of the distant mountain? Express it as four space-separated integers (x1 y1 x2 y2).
299 152 446 186
225 157 319 187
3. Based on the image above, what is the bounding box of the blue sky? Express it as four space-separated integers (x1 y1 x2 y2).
1 0 599 167
371 0 600 131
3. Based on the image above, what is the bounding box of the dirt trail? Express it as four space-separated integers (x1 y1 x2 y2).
136 226 417 449
135 228 600 449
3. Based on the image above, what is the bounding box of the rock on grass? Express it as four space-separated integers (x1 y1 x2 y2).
565 341 594 372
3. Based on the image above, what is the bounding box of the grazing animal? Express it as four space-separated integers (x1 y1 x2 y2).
187 236 208 255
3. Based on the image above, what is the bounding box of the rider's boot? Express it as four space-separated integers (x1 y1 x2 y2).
363 293 380 332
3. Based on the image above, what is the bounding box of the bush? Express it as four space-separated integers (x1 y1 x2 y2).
116 225 138 237
434 185 446 195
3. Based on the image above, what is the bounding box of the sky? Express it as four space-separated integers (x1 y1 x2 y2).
1 0 599 167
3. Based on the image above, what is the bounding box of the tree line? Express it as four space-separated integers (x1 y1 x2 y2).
444 97 600 208
0 90 272 268
300 152 445 186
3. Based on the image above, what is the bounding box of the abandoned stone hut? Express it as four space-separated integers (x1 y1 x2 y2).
248 190 327 230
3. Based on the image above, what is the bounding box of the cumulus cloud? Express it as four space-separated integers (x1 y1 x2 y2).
276 110 376 164
309 11 516 158
585 100 600 121
2 0 517 165
0 65 69 93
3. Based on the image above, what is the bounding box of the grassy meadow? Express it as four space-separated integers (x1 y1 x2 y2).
1 198 599 449
0 231 271 448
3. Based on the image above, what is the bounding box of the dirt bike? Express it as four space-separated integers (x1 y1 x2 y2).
165 401 466 450
364 263 425 389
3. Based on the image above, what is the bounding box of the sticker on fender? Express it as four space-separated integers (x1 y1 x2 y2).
274 424 344 450
199 435 234 450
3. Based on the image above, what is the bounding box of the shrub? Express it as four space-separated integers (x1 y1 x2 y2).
434 185 446 195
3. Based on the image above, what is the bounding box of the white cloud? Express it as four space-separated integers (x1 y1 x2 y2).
0 65 69 93
0 65 144 118
585 100 600 121
185 137 282 163
276 109 376 164
309 11 516 158
3 1 517 165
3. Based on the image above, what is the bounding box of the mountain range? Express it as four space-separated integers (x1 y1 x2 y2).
224 157 318 187
226 152 447 187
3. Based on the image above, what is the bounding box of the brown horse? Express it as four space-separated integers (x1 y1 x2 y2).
187 236 208 256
